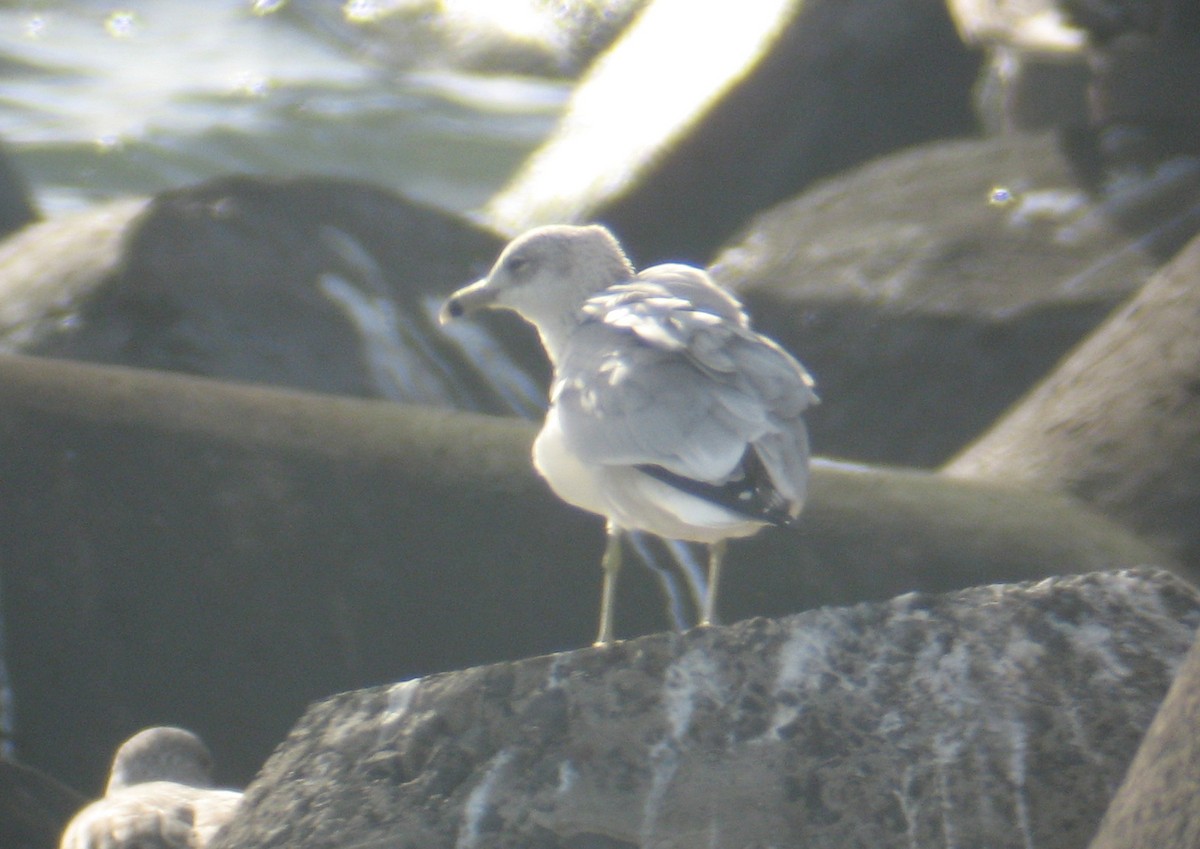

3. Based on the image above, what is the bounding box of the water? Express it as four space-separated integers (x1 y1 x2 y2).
0 0 570 216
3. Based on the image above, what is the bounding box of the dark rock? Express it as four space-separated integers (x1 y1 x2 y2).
212 569 1200 849
0 354 1164 795
944 229 1200 573
0 141 38 239
0 757 86 849
0 354 579 793
948 0 1200 188
711 132 1193 466
485 0 979 263
0 175 536 413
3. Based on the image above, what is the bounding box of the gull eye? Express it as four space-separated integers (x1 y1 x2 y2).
505 254 531 275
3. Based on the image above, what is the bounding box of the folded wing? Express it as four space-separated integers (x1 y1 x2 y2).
554 265 817 522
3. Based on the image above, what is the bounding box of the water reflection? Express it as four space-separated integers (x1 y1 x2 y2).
0 0 568 214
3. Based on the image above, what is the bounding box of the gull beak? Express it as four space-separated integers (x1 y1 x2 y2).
439 277 497 325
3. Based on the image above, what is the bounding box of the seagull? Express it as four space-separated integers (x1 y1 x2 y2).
440 224 817 645
59 727 242 849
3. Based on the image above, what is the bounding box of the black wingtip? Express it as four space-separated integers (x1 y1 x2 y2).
634 448 797 527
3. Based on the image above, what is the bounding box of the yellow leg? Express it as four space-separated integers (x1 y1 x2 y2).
700 539 727 627
594 528 623 646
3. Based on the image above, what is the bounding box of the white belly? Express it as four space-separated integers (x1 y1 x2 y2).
532 407 765 543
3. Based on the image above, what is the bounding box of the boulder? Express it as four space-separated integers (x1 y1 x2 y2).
711 132 1191 466
484 0 979 262
212 569 1200 849
944 229 1200 572
1087 628 1200 849
0 354 1164 795
0 175 526 412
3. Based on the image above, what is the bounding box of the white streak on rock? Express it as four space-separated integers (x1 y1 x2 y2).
373 678 422 748
768 617 837 736
381 679 420 726
1001 710 1035 849
893 765 923 849
320 271 445 405
555 759 578 797
641 647 724 844
640 739 679 847
663 647 721 740
545 653 569 689
456 748 514 849
933 733 962 849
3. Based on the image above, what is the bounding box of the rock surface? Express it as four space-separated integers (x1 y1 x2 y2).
0 354 1165 796
945 228 1200 571
712 131 1195 467
213 569 1199 849
0 175 524 411
485 0 978 262
1088 626 1200 849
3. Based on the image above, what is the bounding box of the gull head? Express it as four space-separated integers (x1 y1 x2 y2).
107 726 216 793
440 224 635 363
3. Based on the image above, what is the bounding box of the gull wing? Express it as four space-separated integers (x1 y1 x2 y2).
554 267 817 519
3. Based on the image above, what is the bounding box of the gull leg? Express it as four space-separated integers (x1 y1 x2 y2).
700 540 727 627
595 526 623 646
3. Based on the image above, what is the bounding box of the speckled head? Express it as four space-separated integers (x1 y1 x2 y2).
440 224 636 364
106 726 216 793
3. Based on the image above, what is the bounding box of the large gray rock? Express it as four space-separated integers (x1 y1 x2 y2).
485 0 978 262
711 131 1196 466
0 175 524 412
1088 627 1200 849
945 229 1200 572
0 354 1164 797
213 569 1200 849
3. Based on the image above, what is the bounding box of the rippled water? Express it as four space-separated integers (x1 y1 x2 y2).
0 0 570 216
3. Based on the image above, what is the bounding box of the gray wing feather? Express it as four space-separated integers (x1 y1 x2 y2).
554 271 816 504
